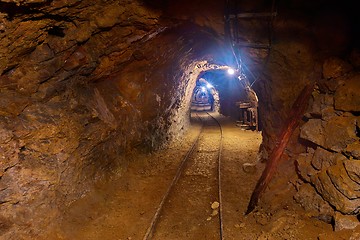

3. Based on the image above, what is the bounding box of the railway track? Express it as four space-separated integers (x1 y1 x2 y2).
143 112 224 240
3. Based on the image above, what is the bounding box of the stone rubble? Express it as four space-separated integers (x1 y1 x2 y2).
295 55 360 229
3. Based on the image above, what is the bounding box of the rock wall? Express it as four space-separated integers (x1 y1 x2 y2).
295 55 360 228
0 1 224 238
247 1 360 229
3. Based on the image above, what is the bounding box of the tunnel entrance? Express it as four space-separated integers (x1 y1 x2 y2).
190 77 218 112
190 68 260 131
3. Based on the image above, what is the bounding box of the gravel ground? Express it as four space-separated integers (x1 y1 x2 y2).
46 113 358 240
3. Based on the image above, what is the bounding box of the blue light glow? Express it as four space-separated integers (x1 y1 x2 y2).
227 68 235 75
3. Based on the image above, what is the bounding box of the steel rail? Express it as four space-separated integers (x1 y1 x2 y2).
143 114 203 240
143 112 224 240
206 112 224 240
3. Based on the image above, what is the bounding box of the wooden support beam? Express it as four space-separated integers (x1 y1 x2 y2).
228 12 277 19
245 84 314 215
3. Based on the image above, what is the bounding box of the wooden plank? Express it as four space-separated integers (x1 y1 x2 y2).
245 84 314 215
228 12 277 19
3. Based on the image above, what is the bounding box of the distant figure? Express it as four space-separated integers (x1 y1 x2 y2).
208 92 214 111
245 86 259 130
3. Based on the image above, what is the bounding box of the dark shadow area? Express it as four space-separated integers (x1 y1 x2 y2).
0 1 52 20
47 26 65 37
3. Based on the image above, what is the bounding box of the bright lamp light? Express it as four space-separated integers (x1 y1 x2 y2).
227 68 235 75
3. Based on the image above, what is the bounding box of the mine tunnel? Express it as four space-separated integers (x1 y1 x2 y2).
0 0 360 239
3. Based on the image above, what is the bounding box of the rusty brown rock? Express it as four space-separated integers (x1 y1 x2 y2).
311 168 360 214
334 73 360 112
66 22 96 44
344 142 360 159
317 76 346 93
0 125 19 178
311 147 346 171
308 92 322 117
20 103 82 155
63 46 89 71
46 35 77 55
0 124 12 144
327 163 360 199
1 20 49 72
344 160 360 185
323 116 357 152
300 119 324 146
294 183 334 217
308 92 334 119
29 43 54 63
0 90 30 116
334 211 360 231
302 116 358 153
296 153 317 182
94 4 125 28
323 57 353 79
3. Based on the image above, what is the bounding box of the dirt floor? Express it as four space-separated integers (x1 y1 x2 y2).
45 113 359 240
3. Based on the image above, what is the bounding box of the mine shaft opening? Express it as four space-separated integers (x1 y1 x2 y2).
189 67 261 131
190 77 218 112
